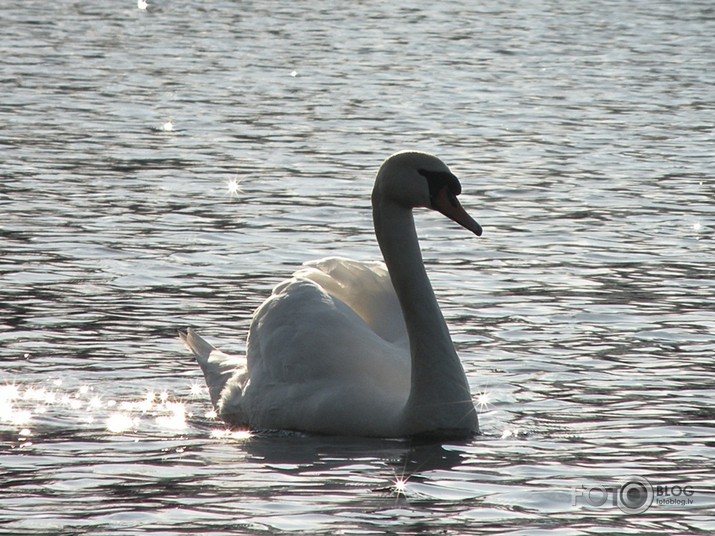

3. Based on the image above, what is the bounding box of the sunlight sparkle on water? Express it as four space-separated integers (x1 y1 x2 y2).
189 380 206 398
476 389 492 413
155 402 187 430
1 401 32 426
61 393 83 411
210 428 253 440
106 413 140 434
226 176 244 198
0 384 21 401
501 427 522 439
5 384 51 426
118 390 156 412
392 475 408 496
2 378 217 438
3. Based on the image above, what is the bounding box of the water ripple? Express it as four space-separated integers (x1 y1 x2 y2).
2 0 714 533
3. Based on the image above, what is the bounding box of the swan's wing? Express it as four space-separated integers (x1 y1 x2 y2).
179 328 246 408
242 260 410 432
296 257 407 344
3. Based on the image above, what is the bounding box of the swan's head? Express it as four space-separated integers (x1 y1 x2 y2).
373 151 482 236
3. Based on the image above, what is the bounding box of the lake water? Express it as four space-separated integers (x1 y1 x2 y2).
2 0 714 533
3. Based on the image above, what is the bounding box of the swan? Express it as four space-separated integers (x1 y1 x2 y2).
180 151 482 438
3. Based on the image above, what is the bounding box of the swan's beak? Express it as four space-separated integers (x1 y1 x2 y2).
434 187 482 236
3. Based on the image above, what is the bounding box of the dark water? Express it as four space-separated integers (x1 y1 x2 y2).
2 0 714 533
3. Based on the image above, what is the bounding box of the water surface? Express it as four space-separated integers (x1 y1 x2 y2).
2 0 714 533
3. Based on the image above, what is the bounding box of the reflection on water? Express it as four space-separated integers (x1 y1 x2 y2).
0 379 203 436
2 0 714 533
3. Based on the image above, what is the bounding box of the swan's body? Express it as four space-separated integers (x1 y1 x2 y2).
180 151 482 438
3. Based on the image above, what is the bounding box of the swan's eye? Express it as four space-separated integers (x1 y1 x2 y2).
418 169 462 208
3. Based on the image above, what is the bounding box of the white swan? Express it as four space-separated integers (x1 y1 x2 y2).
180 151 482 438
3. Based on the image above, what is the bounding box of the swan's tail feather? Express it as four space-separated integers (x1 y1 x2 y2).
178 328 245 407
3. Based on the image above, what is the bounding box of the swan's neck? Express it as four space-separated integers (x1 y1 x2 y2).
373 200 477 434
